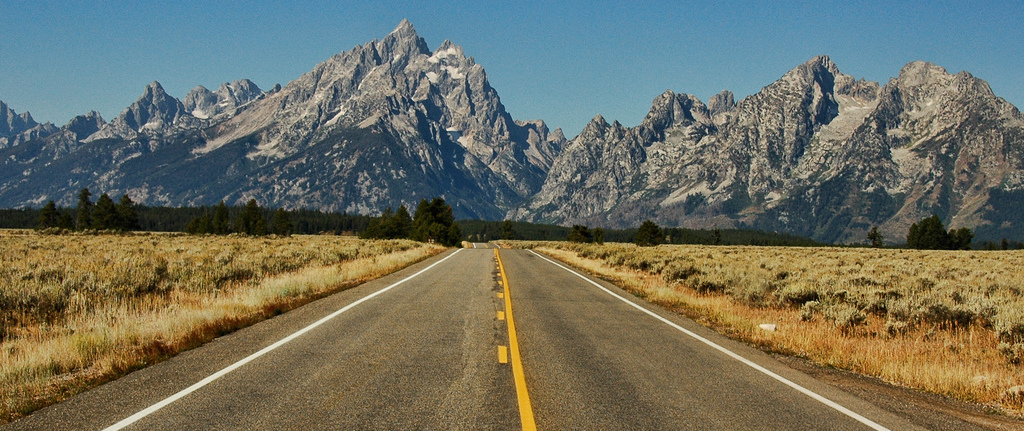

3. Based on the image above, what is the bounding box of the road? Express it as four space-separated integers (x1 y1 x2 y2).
4 247 979 430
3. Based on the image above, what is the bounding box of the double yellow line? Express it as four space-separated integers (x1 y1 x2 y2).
495 248 536 431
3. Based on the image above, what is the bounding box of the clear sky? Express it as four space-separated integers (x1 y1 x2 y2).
1 0 1021 137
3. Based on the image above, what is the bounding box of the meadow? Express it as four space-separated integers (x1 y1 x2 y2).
0 230 443 422
508 241 1024 416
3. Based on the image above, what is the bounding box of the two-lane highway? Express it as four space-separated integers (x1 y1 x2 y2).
8 249 519 430
7 246 981 430
500 249 920 430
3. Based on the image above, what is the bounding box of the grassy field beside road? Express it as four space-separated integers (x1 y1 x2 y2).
505 241 1024 417
0 231 444 423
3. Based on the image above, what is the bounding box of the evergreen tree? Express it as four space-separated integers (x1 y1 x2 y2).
500 219 516 240
92 193 119 230
212 201 230 234
117 194 139 231
394 205 412 239
185 214 212 234
950 227 973 250
447 223 463 246
412 197 460 246
360 216 383 239
867 226 884 248
37 200 59 230
57 213 75 230
378 207 398 238
593 227 605 245
907 222 920 248
566 225 593 243
906 215 960 250
236 199 266 235
271 208 293 236
635 220 663 247
76 188 93 230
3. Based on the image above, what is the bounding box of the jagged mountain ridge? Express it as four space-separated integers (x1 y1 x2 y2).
0 20 564 218
515 56 1024 243
1 21 1022 243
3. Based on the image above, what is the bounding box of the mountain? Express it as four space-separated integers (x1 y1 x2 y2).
514 56 1024 243
0 101 61 149
0 20 564 218
2 21 1022 243
183 79 265 120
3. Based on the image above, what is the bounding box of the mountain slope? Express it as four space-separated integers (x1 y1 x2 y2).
1 22 1022 243
516 56 1024 243
0 20 564 218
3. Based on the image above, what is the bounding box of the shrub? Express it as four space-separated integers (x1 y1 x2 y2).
778 282 820 307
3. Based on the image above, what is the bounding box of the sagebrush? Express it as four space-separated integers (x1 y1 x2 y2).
0 231 443 422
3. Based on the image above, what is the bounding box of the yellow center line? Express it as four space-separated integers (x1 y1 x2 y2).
495 248 536 431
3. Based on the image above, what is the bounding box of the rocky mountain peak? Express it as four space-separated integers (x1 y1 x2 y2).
708 90 736 116
185 79 263 119
897 61 950 87
122 81 186 131
84 81 188 142
183 85 217 118
217 79 261 104
639 91 712 133
63 111 105 139
377 19 430 60
1 100 38 137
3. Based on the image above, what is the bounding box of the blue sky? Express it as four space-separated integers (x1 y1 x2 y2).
1 0 1021 137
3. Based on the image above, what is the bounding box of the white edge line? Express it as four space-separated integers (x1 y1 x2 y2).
103 249 464 431
529 250 890 431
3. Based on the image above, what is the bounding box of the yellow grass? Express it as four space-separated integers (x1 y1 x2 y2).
507 241 1024 416
0 231 444 423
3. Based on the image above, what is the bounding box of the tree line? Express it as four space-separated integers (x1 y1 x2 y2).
7 194 1023 249
359 197 462 246
35 188 140 231
4 190 373 235
184 199 294 236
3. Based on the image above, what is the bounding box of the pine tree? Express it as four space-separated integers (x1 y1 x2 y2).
212 201 230 234
593 227 605 245
271 208 293 236
906 215 964 250
57 213 75 230
76 188 93 230
411 197 460 246
236 199 266 235
566 225 592 243
500 219 516 240
950 227 973 250
117 194 139 231
867 226 884 248
37 200 59 230
635 220 663 247
907 222 920 248
394 205 412 239
378 207 397 238
92 193 119 230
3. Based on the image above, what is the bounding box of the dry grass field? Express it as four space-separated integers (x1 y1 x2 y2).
0 230 444 423
506 241 1024 416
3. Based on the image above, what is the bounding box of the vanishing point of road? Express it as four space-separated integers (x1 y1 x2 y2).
3 246 986 430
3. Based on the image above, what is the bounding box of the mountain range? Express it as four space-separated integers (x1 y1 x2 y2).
2 20 1022 243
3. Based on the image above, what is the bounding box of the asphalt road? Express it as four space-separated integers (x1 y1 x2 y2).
4 247 979 430
7 249 517 430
